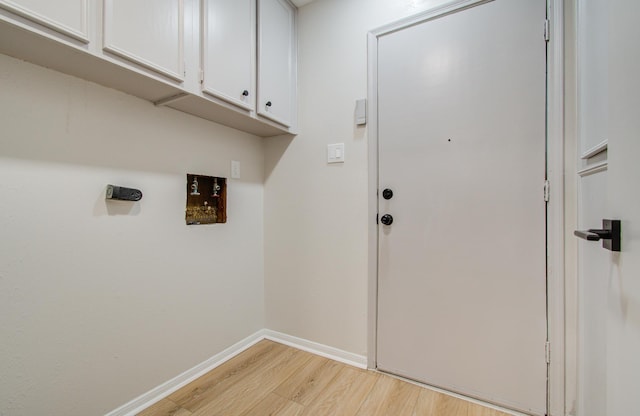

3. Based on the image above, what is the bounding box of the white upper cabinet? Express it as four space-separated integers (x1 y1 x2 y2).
201 0 255 111
0 0 297 136
257 0 296 128
0 0 89 42
103 0 184 82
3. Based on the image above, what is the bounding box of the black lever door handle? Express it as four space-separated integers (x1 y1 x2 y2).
574 219 621 251
574 229 612 241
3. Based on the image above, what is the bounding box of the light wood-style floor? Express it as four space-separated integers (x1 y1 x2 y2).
138 340 511 416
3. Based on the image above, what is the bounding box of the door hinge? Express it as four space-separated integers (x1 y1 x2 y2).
544 19 550 42
545 341 551 364
199 69 204 84
376 213 379 224
544 180 550 202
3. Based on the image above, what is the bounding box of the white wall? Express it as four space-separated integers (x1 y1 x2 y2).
0 54 265 416
264 0 454 356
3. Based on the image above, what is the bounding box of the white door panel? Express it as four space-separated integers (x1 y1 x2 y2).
103 0 184 81
575 2 609 415
575 1 640 415
607 1 640 404
0 0 88 41
202 0 255 110
577 0 608 155
376 1 547 414
576 169 608 416
257 0 294 127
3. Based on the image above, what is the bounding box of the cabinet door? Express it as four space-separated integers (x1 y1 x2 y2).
202 0 255 111
257 0 295 128
0 0 89 42
103 0 184 82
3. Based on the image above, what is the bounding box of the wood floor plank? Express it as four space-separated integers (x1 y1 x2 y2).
273 354 328 402
413 388 470 416
136 398 192 416
274 354 343 406
412 388 440 415
300 366 379 416
240 393 304 416
412 387 510 416
472 404 511 416
355 374 421 416
168 340 286 410
189 347 313 416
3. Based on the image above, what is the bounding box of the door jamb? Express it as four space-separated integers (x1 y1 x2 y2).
366 1 565 415
546 2 565 415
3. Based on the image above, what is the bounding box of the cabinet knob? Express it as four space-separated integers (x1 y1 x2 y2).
242 90 249 97
265 101 272 107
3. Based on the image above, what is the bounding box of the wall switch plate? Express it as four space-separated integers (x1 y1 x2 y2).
231 160 241 179
355 99 367 125
328 143 345 163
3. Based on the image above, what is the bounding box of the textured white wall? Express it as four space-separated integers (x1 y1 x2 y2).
264 0 452 356
0 54 265 416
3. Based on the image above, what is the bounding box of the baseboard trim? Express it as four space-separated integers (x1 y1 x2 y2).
105 329 266 416
263 329 367 369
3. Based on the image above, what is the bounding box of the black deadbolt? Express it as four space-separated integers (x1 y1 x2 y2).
382 189 393 200
380 214 393 225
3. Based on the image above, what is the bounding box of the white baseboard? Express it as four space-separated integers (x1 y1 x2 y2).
105 329 367 416
105 330 266 416
263 329 367 369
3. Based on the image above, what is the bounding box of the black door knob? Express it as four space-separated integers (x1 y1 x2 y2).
382 189 393 200
242 90 249 96
380 214 393 225
266 101 272 107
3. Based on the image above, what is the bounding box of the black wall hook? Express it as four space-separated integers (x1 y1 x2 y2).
106 185 143 201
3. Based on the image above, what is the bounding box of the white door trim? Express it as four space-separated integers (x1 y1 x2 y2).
366 1 565 414
546 1 566 415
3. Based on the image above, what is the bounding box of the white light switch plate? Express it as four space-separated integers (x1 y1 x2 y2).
231 160 241 179
355 99 367 125
328 143 345 163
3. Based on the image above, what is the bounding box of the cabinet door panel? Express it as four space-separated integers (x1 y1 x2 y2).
103 0 184 81
0 0 88 42
258 0 294 127
202 0 255 111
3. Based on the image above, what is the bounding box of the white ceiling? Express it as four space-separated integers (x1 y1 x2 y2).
290 0 316 7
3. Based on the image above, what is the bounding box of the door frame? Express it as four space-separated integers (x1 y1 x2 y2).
366 0 565 414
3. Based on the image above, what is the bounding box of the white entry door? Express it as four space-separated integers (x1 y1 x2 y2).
375 1 547 415
575 1 640 415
